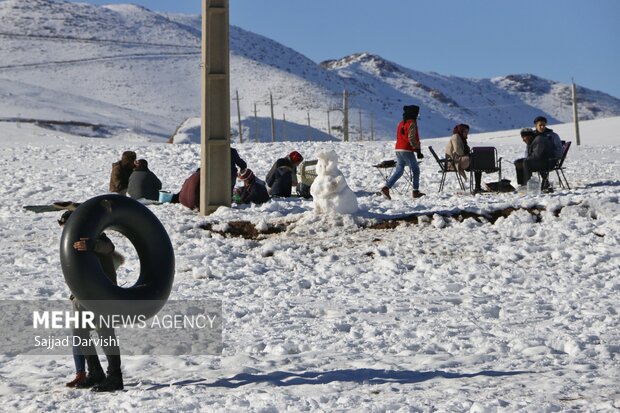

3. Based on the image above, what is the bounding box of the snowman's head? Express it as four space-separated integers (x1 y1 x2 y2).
317 150 339 174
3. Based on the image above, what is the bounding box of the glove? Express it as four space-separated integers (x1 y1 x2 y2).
416 150 424 160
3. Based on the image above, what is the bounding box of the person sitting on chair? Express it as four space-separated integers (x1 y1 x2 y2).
445 124 482 193
533 116 563 159
514 127 555 188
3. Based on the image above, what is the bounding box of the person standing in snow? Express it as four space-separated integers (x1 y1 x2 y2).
533 116 563 159
380 105 425 199
230 147 247 191
265 151 304 197
233 168 270 204
514 127 555 188
109 150 136 195
58 211 125 392
127 159 162 201
445 124 482 193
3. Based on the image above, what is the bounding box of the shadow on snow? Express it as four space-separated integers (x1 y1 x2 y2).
141 368 532 390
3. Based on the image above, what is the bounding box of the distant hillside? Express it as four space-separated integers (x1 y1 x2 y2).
1 0 619 142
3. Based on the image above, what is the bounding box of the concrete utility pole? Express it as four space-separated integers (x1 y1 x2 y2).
269 91 276 142
342 89 350 142
234 89 243 143
253 102 259 142
572 79 581 146
200 0 231 215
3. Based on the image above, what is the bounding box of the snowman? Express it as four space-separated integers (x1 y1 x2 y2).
310 150 358 214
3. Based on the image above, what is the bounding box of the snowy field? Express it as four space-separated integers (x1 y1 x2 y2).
0 117 619 412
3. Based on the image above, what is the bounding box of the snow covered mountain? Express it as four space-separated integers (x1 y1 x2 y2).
1 0 619 142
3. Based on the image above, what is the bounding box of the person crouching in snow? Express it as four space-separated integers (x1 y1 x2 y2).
310 150 358 214
109 150 136 195
233 168 270 205
265 151 303 197
380 105 425 200
127 159 162 201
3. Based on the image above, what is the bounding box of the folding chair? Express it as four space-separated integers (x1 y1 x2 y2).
428 146 465 192
469 147 502 194
296 159 318 198
373 159 414 194
549 141 571 189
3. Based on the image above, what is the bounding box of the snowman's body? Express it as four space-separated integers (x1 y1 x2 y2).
310 150 358 214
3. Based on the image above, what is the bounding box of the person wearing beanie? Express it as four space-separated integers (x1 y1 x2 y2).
380 104 425 200
234 168 270 204
127 159 162 201
533 116 563 158
265 151 304 197
514 126 555 187
109 150 136 195
444 124 483 192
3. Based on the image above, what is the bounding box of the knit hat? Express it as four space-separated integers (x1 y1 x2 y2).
237 168 254 181
533 116 548 124
520 127 535 137
288 151 303 164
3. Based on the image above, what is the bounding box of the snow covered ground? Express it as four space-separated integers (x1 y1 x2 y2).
0 117 619 411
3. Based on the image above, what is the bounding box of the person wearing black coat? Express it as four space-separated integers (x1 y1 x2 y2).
231 148 247 190
265 151 303 197
127 159 162 201
514 128 555 186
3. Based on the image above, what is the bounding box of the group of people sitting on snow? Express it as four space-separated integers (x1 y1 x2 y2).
380 105 565 197
108 148 307 209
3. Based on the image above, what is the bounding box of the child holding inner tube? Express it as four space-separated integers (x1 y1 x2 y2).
58 211 126 392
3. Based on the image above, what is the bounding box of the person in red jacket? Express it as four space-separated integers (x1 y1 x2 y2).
380 105 425 199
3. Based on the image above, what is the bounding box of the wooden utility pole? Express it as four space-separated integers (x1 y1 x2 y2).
358 110 363 141
253 103 259 142
200 0 231 215
234 89 243 143
342 89 350 142
572 80 581 146
370 113 375 141
269 91 276 142
326 110 331 138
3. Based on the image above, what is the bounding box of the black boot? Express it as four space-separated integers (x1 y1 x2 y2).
91 373 123 392
75 368 105 389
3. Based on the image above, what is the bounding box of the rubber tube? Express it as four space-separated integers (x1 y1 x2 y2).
60 195 174 319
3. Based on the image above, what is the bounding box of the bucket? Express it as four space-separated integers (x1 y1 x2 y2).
158 190 173 203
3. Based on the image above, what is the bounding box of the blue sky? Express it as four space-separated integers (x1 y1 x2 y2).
69 0 620 99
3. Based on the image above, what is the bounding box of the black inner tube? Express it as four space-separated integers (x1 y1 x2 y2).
60 195 175 319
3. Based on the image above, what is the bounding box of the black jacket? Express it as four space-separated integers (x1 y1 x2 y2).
265 157 296 197
231 148 247 185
